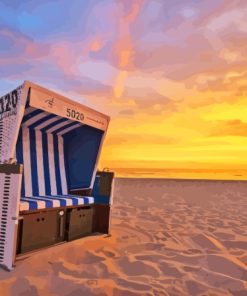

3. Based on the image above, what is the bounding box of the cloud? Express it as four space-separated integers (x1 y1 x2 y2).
209 120 247 137
118 109 135 116
125 0 247 86
207 6 247 33
123 86 175 110
0 26 114 96
78 60 119 86
0 27 50 79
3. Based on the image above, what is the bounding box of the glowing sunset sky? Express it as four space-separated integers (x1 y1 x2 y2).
0 0 246 178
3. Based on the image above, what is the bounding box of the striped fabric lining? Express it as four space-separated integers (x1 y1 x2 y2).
18 107 94 211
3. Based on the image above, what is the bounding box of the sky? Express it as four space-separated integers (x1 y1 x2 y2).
0 0 247 178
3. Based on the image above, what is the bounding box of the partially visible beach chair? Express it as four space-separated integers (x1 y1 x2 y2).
0 81 114 270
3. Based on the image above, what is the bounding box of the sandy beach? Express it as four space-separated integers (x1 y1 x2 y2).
0 178 247 296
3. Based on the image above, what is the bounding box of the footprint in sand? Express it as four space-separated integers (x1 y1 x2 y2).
86 279 98 286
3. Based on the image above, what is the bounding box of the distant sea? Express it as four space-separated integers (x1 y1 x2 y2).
112 168 247 181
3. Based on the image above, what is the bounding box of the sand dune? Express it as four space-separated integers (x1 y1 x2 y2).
0 178 247 295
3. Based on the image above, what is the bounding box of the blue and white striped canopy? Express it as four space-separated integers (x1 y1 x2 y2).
17 106 96 211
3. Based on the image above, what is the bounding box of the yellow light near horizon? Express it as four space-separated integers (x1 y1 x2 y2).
202 101 247 122
99 83 247 179
97 54 247 179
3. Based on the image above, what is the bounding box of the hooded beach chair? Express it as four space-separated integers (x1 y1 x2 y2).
0 81 114 270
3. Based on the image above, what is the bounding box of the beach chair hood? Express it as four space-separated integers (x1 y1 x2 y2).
0 81 109 165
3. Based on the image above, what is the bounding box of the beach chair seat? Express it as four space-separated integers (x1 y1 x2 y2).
20 195 95 211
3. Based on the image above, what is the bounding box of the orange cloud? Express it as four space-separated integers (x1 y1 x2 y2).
124 1 143 23
113 71 128 98
90 39 104 52
209 120 247 137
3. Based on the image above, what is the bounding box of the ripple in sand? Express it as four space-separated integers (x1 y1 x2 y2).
118 257 160 277
116 278 151 292
206 254 247 280
113 287 152 296
158 261 183 278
